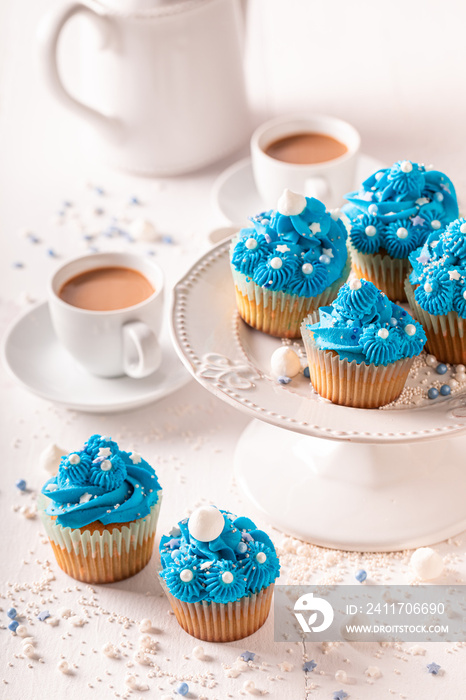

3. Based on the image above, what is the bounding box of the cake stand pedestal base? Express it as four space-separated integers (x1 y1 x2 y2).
234 420 466 552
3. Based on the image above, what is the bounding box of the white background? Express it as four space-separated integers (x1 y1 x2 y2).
1 1 466 699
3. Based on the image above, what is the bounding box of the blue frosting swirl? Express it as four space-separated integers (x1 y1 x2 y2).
344 160 458 258
409 217 466 317
231 193 348 297
159 508 280 604
309 279 426 365
41 434 161 528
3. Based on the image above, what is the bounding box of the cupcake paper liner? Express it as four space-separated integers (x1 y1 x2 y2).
231 257 351 339
350 244 411 302
301 314 414 408
39 494 162 584
405 279 466 364
159 580 274 642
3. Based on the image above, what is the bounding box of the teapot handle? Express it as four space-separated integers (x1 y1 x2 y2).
37 2 122 139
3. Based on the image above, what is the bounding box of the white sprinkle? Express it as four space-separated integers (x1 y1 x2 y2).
100 460 112 472
68 616 85 627
431 219 441 230
58 608 72 619
69 454 80 465
302 263 313 275
424 281 433 293
400 161 413 173
192 645 205 660
404 324 416 336
377 328 389 340
270 257 283 270
365 666 382 679
396 227 408 239
245 238 258 250
23 644 36 659
16 625 28 637
349 279 362 291
57 660 70 674
365 225 377 237
125 675 149 691
139 619 153 633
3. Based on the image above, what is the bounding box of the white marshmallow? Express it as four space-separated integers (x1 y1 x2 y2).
270 347 301 378
410 547 443 580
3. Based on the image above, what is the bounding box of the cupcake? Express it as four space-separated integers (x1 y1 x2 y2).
230 188 350 338
39 434 162 583
159 505 280 642
301 278 426 408
407 218 466 364
343 160 458 302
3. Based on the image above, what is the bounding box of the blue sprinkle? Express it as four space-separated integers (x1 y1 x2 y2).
88 246 99 253
176 682 189 696
303 660 317 672
129 196 140 205
94 187 105 196
428 387 439 400
277 375 292 385
7 608 16 619
236 542 248 554
319 254 331 265
434 192 444 202
146 250 156 256
94 207 105 216
47 249 57 257
8 620 19 633
390 317 398 326
82 234 95 241
37 610 50 622
162 235 174 245
28 234 40 244
436 363 448 375
440 384 451 396
303 366 310 378
427 662 441 675
168 538 180 550
57 210 65 217
242 532 253 542
15 479 27 491
355 569 367 583
333 692 348 700
240 651 255 662
63 201 72 208
12 262 24 268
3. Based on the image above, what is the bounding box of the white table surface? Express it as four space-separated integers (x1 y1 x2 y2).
1 1 466 698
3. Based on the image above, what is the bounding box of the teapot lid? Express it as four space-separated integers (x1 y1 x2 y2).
95 0 210 16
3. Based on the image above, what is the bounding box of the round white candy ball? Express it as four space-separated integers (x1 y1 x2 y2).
400 160 413 173
188 505 224 542
270 347 301 378
410 547 443 580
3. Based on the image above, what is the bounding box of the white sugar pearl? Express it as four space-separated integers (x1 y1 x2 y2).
57 660 69 674
365 666 382 679
450 379 459 390
125 675 149 691
424 281 433 293
302 263 313 275
431 220 441 230
134 650 151 665
243 680 256 693
377 328 389 339
16 625 28 637
400 160 413 173
245 237 258 250
139 619 152 633
256 552 267 564
222 571 234 584
410 547 443 580
460 223 466 234
365 225 377 237
396 227 408 239
188 505 224 542
368 204 378 215
426 355 438 367
270 346 301 378
463 290 466 301
23 643 36 659
69 454 80 465
68 615 85 627
277 188 306 216
335 670 348 683
180 569 194 583
100 460 112 471
349 279 362 291
456 364 465 372
128 218 157 242
270 256 283 270
404 324 416 336
102 642 119 658
192 645 205 660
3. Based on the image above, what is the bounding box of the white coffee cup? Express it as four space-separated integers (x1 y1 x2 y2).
251 114 361 210
49 252 164 379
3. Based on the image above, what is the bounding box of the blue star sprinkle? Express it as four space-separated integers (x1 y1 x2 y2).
303 660 317 672
129 196 140 205
277 375 292 385
15 479 27 491
167 538 181 550
355 569 367 583
240 651 256 662
37 610 50 621
333 691 348 700
427 662 441 675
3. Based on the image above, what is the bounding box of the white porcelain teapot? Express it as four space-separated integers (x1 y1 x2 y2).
38 0 250 175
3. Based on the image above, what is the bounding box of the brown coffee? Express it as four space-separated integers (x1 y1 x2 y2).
59 266 154 311
265 132 348 165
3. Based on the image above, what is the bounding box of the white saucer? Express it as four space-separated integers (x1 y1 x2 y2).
211 153 386 226
2 302 190 413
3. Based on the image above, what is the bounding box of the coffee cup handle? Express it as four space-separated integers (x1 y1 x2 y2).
305 176 329 202
36 2 122 139
122 322 162 379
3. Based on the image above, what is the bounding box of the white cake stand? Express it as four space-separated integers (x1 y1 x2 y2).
170 241 466 551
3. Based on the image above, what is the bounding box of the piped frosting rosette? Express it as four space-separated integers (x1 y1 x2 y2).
230 189 350 338
342 160 459 301
159 506 280 642
39 434 162 583
406 218 466 363
301 279 426 408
